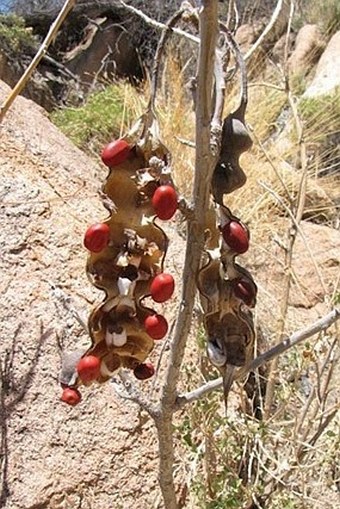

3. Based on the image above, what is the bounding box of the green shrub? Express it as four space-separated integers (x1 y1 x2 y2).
0 14 37 54
51 84 141 153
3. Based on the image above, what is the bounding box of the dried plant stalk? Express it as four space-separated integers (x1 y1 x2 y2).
0 0 76 124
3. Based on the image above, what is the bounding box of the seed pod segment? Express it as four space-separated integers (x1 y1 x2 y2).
77 355 101 383
221 220 249 254
61 387 82 406
144 314 168 339
232 278 256 307
133 362 155 380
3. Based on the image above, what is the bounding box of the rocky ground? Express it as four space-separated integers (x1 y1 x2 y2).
0 75 339 509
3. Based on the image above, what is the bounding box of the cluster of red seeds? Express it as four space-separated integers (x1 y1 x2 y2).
61 139 178 406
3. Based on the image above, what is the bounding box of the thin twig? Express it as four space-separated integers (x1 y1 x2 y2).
0 0 76 123
117 1 200 45
243 0 287 64
263 0 310 419
248 125 293 205
110 371 158 417
149 8 186 111
258 181 327 295
175 308 339 410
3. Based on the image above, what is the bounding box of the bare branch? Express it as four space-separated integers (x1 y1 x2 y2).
0 0 76 123
155 2 220 507
117 0 200 45
243 0 288 63
150 7 186 110
111 371 158 417
176 308 340 410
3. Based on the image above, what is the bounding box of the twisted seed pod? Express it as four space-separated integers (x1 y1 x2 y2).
60 113 177 390
197 31 257 411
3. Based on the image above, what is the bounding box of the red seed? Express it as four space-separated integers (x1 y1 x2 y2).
152 185 178 220
232 278 256 307
84 223 110 253
101 139 131 167
77 355 101 383
61 387 81 406
150 273 175 303
221 220 249 254
133 362 155 380
144 314 168 340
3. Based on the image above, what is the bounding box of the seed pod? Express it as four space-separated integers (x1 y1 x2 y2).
150 273 175 303
232 278 256 307
77 355 101 383
101 139 131 167
133 362 155 380
221 220 249 254
152 185 178 220
144 314 168 340
61 387 82 406
84 223 110 253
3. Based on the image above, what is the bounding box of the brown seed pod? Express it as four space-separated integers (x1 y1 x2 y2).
60 115 177 390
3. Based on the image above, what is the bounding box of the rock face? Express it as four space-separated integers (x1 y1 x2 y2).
271 32 295 63
0 79 168 509
288 24 325 75
64 17 143 87
247 219 340 331
304 30 340 97
235 23 261 53
0 49 57 111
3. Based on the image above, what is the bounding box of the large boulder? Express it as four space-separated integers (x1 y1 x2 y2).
63 17 143 87
0 49 57 111
304 30 340 97
288 24 325 75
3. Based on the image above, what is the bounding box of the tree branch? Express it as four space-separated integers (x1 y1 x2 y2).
0 0 76 123
154 2 219 507
117 0 200 45
176 308 340 410
159 0 219 414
